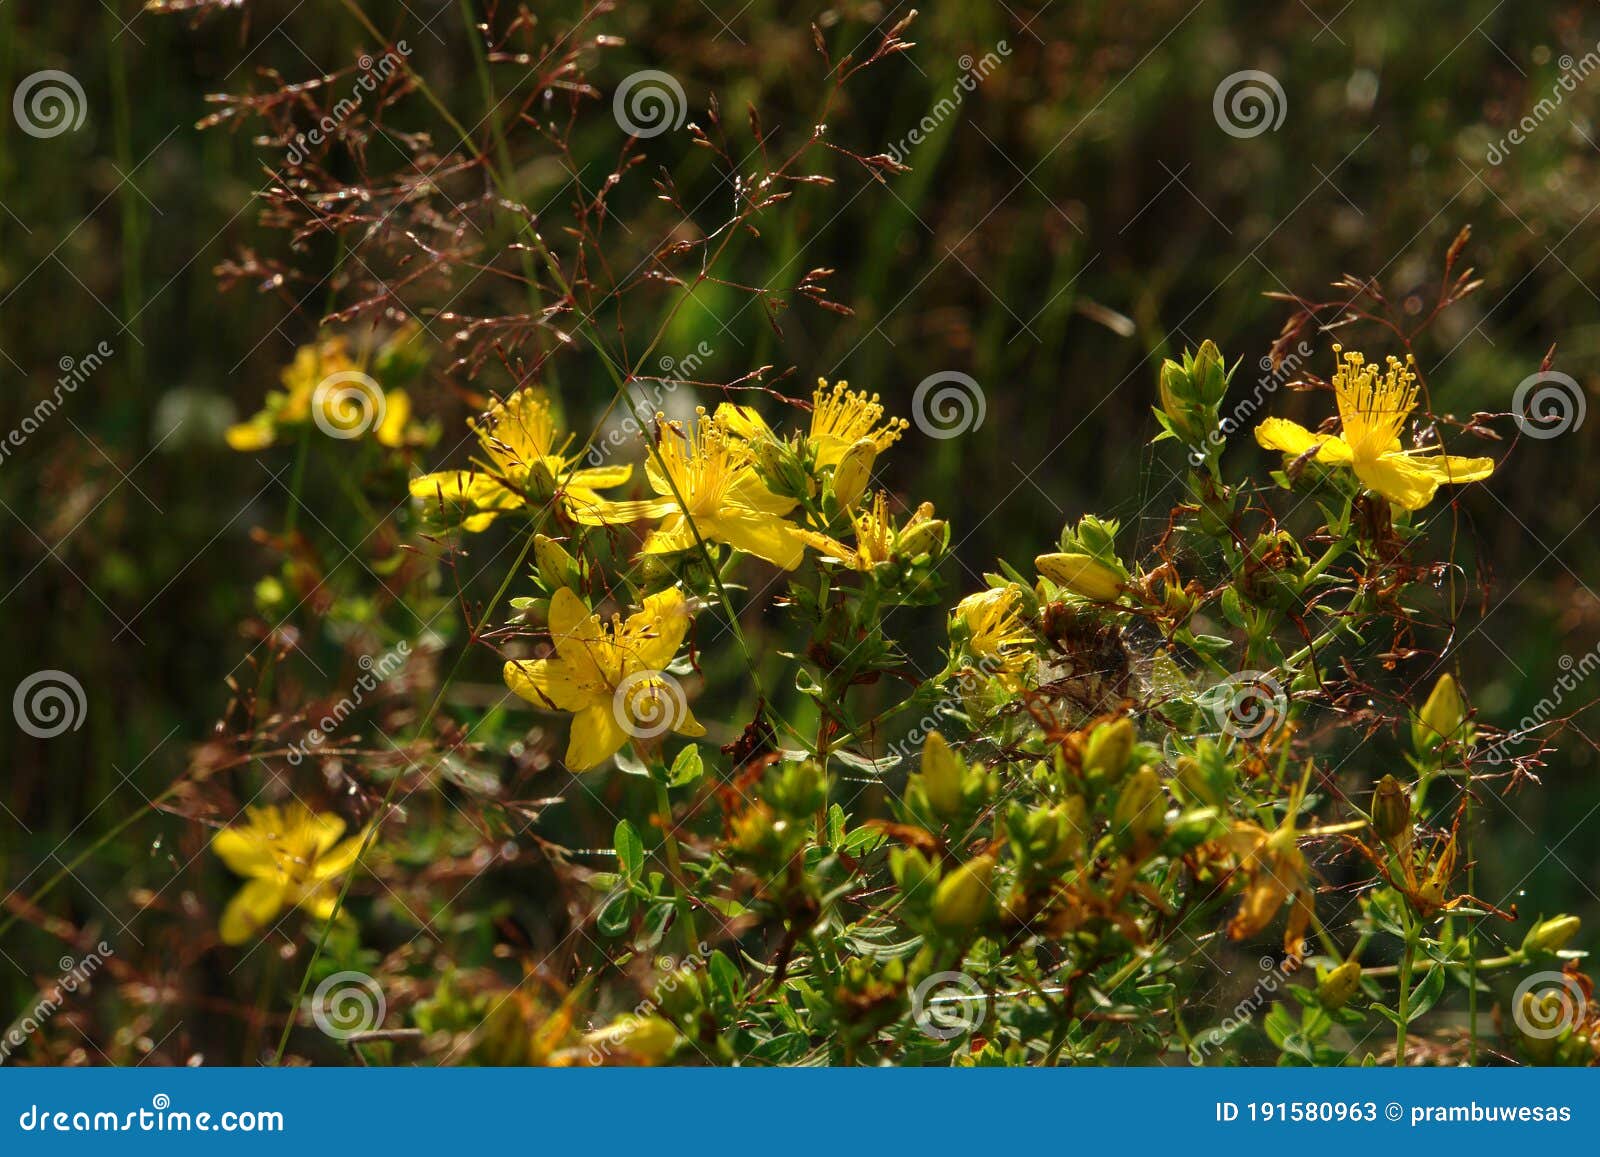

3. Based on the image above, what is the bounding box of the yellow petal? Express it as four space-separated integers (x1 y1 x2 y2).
1255 417 1353 465
311 833 370 882
710 513 805 570
1354 450 1492 512
570 497 677 527
213 826 276 879
714 403 774 442
297 884 341 922
504 656 593 712
547 588 606 687
566 702 632 771
376 389 411 447
219 879 288 945
225 418 276 452
305 810 348 857
566 463 633 491
628 588 693 671
673 705 707 739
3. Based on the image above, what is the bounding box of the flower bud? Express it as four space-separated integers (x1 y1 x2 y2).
1370 775 1410 845
1112 765 1166 847
932 855 996 934
831 438 876 511
1083 717 1136 785
1412 673 1468 752
1191 339 1228 405
1158 359 1202 440
526 458 560 502
1523 915 1582 956
889 846 940 904
581 1015 681 1064
919 731 965 819
895 503 947 558
534 534 580 592
1035 552 1125 601
1316 960 1362 1010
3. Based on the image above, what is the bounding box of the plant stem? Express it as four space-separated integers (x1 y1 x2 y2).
650 767 698 955
1395 902 1416 1067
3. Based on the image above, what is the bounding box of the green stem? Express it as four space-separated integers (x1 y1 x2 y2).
649 764 698 955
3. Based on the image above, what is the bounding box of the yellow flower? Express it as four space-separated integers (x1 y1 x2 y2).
212 802 369 945
409 388 632 531
576 411 806 570
954 584 1034 677
226 336 418 451
797 493 944 570
1255 346 1495 511
503 586 706 771
718 378 908 469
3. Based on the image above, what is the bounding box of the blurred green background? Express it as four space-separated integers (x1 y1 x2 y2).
3 0 1599 1058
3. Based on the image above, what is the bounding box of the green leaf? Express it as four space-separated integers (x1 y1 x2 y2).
615 819 644 880
1407 963 1447 1023
597 889 635 937
668 744 705 787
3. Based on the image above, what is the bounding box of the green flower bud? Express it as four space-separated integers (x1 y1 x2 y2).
534 534 580 592
1370 775 1411 845
1412 674 1469 752
1083 717 1136 785
1191 339 1228 405
1523 915 1582 956
889 846 940 904
1112 765 1166 847
919 731 965 819
582 1015 681 1064
831 438 876 511
1158 359 1201 440
1316 959 1362 1010
932 855 996 934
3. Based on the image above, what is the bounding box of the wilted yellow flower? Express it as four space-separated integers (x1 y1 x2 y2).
576 411 806 570
953 585 1034 677
503 586 705 771
410 389 631 531
1226 810 1313 960
212 802 369 945
226 335 418 451
797 493 944 570
1255 346 1494 511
